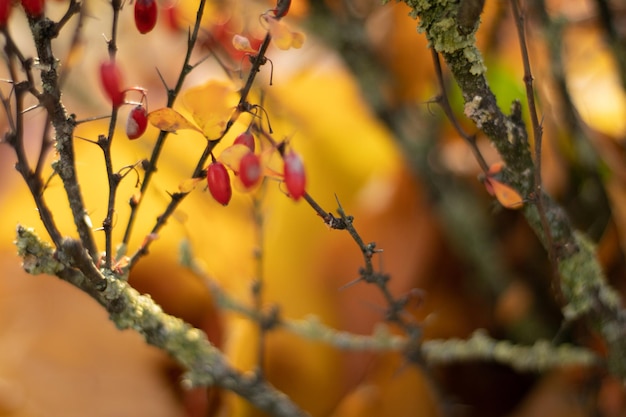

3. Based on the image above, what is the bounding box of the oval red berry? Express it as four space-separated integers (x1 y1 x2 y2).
283 150 305 200
239 152 261 189
99 60 125 108
126 105 148 139
207 162 232 206
21 0 44 17
134 0 158 34
234 131 255 152
0 0 12 27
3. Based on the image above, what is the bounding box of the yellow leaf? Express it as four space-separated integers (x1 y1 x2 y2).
148 108 203 134
178 177 203 193
263 15 302 50
260 145 283 179
290 31 306 49
218 144 274 193
218 144 252 172
182 80 240 139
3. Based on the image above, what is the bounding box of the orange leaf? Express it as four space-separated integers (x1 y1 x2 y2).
487 162 504 176
148 108 203 134
484 177 524 209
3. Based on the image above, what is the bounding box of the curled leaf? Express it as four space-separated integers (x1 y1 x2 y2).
232 34 257 53
483 162 524 209
262 14 305 50
218 144 252 171
487 179 524 209
148 108 203 134
260 146 283 179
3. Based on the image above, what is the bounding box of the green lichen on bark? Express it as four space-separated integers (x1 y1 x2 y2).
13 226 309 416
88 268 224 387
558 232 621 320
422 330 599 372
404 0 486 75
15 225 65 275
400 0 533 188
558 232 626 377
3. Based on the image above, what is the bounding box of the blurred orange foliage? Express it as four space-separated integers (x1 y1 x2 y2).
0 0 625 416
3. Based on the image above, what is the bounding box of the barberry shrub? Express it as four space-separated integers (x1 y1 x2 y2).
1 0 625 416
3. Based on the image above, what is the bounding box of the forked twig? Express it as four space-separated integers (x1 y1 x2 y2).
510 0 558 268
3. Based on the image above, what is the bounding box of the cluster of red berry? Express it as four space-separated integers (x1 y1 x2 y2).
98 0 305 206
207 131 306 206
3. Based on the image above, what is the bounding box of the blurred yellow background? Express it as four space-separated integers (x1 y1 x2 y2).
1 0 625 416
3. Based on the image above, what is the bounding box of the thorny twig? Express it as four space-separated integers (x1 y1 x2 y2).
301 190 423 363
101 0 124 269
121 0 209 248
250 119 426 362
127 8 282 269
510 0 558 273
430 49 489 173
182 241 598 372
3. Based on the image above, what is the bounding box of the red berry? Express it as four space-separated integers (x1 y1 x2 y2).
239 152 261 189
126 105 148 139
283 150 305 200
21 0 44 17
134 0 157 34
207 162 232 206
0 0 12 27
234 131 255 152
99 60 125 108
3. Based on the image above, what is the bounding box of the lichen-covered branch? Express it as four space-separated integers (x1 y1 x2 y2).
28 16 98 260
15 224 600 413
397 0 626 379
182 238 598 371
15 226 309 417
422 330 599 372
